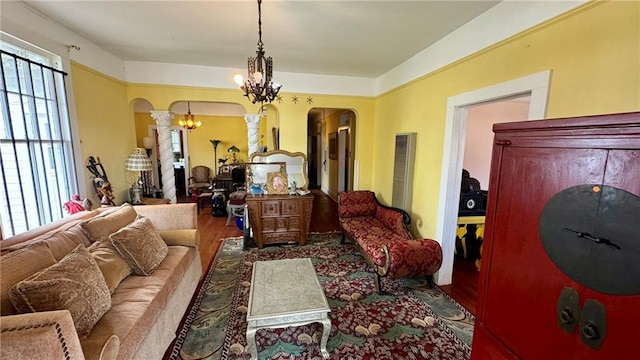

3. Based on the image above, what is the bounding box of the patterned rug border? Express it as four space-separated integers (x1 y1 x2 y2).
219 246 249 360
167 236 242 359
406 287 474 354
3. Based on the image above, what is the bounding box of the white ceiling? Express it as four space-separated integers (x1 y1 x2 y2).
21 0 500 78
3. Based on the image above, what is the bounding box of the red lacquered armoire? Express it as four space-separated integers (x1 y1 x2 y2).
471 112 640 359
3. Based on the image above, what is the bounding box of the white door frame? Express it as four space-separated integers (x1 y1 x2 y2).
337 126 350 192
434 70 552 285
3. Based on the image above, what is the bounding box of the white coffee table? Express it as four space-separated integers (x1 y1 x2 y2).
246 258 331 359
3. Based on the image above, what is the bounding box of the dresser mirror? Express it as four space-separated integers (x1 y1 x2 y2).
250 150 309 190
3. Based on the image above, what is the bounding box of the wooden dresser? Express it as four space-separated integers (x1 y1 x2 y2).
246 194 313 248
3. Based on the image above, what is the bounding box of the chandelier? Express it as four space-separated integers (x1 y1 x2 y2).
178 101 201 130
233 0 281 104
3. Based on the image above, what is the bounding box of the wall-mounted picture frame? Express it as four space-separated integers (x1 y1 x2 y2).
267 171 289 195
329 132 338 160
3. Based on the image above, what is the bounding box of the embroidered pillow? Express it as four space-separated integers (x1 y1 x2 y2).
9 244 111 339
109 216 168 276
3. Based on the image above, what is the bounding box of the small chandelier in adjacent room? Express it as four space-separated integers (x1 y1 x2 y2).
179 102 201 130
233 0 282 104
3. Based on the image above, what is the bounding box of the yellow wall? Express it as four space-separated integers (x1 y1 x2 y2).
374 1 640 238
125 84 376 190
71 62 135 205
182 115 252 170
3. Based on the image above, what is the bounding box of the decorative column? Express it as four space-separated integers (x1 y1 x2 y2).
245 113 262 158
150 111 177 204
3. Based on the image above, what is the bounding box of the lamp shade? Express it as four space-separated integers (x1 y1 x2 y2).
142 136 154 150
228 145 240 154
125 148 152 171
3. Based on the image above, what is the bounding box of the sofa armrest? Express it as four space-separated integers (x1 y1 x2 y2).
387 238 443 279
133 203 197 231
158 229 200 247
374 206 411 239
1 310 85 360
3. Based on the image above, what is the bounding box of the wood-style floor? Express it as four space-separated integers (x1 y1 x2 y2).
187 189 477 315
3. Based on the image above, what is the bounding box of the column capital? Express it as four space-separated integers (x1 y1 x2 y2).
244 113 262 128
150 111 174 128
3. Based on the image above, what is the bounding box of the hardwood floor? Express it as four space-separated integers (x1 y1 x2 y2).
439 257 479 315
188 189 477 315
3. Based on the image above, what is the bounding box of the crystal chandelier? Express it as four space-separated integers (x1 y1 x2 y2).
233 0 281 104
178 102 201 130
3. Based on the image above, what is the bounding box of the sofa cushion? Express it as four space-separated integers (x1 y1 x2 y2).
0 241 57 316
40 222 92 261
158 229 200 247
340 216 408 267
83 246 196 359
81 204 137 243
88 240 132 294
110 216 168 276
9 244 111 339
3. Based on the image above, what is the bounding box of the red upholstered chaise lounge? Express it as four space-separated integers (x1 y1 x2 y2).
338 190 443 293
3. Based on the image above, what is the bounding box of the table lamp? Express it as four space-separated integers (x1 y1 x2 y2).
125 148 153 204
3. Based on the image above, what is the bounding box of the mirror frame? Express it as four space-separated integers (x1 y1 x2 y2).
250 150 309 190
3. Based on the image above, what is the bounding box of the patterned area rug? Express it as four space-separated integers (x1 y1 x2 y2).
168 233 474 360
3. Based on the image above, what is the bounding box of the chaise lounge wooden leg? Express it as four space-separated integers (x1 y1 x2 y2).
375 272 385 294
426 275 436 288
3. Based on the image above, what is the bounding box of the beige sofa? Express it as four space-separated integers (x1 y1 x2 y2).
0 203 202 360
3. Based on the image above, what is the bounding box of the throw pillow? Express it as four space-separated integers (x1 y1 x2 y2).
0 241 57 316
80 204 137 243
88 240 132 294
9 244 111 339
109 216 168 276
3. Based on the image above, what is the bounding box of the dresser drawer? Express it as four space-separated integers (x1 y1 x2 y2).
262 218 276 231
263 232 299 245
261 201 281 216
281 201 299 215
263 217 300 232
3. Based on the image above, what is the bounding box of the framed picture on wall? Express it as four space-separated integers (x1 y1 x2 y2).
329 132 337 160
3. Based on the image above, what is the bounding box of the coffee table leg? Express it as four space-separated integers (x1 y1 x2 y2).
320 317 331 359
246 326 258 360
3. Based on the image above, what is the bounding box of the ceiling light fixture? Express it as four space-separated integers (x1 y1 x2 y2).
179 101 201 130
233 0 281 104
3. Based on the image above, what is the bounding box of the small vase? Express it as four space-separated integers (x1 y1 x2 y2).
235 213 244 230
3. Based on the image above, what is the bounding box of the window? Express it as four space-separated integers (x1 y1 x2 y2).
0 35 78 238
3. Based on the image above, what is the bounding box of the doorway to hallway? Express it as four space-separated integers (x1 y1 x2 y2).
307 109 356 200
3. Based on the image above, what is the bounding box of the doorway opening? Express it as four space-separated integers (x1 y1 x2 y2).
447 95 532 314
435 70 552 312
307 109 356 200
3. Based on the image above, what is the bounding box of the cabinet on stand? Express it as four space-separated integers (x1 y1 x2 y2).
472 112 640 359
